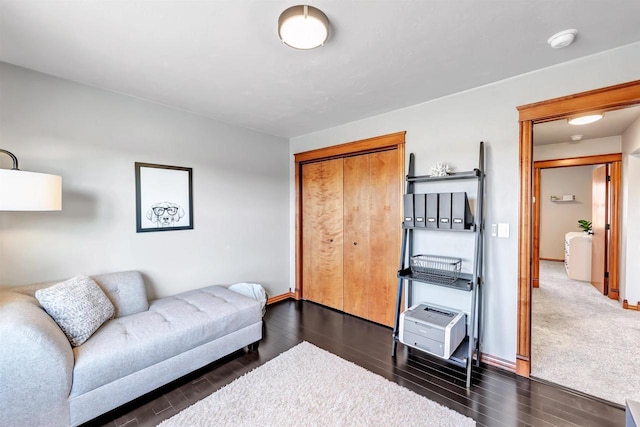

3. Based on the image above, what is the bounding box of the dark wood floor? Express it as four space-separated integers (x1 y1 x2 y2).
87 300 625 427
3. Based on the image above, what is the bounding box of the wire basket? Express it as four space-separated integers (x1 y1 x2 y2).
410 254 461 285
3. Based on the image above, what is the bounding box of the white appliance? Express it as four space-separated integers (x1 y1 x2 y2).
399 303 466 359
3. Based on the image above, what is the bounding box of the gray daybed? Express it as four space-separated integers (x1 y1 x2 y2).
0 271 263 426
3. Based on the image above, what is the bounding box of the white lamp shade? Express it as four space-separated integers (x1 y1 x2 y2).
0 169 62 211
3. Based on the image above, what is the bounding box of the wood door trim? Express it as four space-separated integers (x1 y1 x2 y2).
609 161 621 300
532 167 540 289
294 131 406 301
517 119 533 376
294 131 407 163
534 153 622 169
517 80 640 378
517 80 640 122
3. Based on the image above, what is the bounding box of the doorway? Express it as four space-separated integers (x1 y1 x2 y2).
515 79 640 378
532 154 621 299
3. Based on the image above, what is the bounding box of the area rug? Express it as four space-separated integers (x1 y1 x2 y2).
158 341 475 426
532 260 640 405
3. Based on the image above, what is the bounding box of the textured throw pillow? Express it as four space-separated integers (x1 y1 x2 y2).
35 275 115 346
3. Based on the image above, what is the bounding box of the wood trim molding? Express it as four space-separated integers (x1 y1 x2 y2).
267 292 295 305
517 120 533 374
539 258 564 262
294 160 302 300
480 353 517 373
517 79 640 378
516 357 530 377
294 131 407 163
609 161 621 301
517 80 640 122
294 132 406 304
623 300 640 311
534 153 622 169
532 167 541 289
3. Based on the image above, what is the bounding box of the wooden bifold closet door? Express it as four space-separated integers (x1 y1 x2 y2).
302 149 400 327
302 158 344 311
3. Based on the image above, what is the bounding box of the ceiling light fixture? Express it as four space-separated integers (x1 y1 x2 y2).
278 5 329 50
568 113 604 125
570 135 583 142
547 29 578 49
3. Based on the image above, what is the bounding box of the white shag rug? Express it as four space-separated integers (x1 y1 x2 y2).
532 260 640 405
159 342 475 427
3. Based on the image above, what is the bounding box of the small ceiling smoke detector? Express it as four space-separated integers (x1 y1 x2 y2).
570 134 583 142
547 29 578 49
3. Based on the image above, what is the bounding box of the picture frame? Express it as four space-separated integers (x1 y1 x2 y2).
135 162 193 232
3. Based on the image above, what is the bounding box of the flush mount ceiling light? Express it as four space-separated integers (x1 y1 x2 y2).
278 5 329 50
547 29 578 49
568 113 604 125
570 134 583 141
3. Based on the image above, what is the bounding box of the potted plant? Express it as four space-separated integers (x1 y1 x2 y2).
578 219 592 235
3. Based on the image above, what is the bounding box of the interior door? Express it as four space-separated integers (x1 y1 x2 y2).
302 159 344 310
367 150 400 326
343 154 371 319
343 149 399 327
591 165 608 295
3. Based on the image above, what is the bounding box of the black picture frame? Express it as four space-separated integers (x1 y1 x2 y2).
135 162 193 232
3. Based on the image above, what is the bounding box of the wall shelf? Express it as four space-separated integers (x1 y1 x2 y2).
391 141 484 389
550 195 576 202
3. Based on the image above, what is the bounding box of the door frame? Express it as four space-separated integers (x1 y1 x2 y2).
294 131 406 300
516 79 640 377
532 154 621 295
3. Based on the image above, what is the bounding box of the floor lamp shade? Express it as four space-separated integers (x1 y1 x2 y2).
0 169 62 211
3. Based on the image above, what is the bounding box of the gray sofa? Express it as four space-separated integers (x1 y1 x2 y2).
0 271 263 427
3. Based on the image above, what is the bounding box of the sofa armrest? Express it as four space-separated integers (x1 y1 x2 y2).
0 291 73 427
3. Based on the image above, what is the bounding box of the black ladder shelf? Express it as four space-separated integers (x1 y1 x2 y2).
391 141 485 389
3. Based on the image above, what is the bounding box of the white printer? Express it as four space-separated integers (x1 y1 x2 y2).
399 303 466 359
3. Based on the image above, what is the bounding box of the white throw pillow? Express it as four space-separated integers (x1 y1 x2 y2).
35 275 115 346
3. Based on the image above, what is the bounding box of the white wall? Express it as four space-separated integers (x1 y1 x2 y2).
533 136 621 161
0 62 291 300
289 41 640 362
539 166 594 260
621 115 640 304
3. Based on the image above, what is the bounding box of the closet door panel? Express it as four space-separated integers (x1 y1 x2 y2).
368 149 400 327
343 154 371 319
302 159 344 310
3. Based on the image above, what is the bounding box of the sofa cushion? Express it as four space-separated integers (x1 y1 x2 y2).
35 276 115 347
70 285 262 397
91 271 148 318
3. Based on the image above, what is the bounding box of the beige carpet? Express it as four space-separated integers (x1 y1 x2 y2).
532 260 640 405
158 342 475 427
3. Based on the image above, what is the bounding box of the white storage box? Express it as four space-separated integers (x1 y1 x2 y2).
564 232 592 282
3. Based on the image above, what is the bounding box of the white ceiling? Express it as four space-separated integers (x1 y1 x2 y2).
534 105 640 146
1 1 640 138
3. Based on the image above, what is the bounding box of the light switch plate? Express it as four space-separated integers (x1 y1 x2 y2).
498 223 509 238
491 224 497 237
